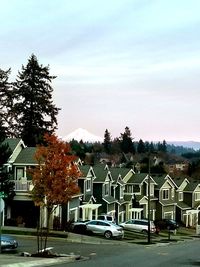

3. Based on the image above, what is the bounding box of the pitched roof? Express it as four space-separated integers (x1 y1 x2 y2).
102 195 117 204
14 147 37 164
184 181 200 192
129 173 148 184
92 166 109 182
159 199 177 206
173 177 186 187
153 175 166 189
176 201 191 210
79 165 91 177
2 138 23 153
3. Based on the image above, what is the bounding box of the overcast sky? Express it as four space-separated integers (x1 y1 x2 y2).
1 0 200 141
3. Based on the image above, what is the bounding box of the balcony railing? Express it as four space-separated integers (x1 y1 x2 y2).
12 180 33 192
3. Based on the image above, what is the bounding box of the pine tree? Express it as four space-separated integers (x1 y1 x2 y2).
0 68 13 136
12 54 60 146
0 122 15 200
120 126 135 154
137 139 146 153
103 129 112 154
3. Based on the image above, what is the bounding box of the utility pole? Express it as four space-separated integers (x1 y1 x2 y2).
147 153 151 244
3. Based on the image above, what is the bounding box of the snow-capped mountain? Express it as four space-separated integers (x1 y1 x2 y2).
63 128 103 143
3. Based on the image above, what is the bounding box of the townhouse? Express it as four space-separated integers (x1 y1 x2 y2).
1 137 200 229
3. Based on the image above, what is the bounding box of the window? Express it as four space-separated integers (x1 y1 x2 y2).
171 188 175 198
162 189 169 200
120 187 124 199
150 184 154 196
125 185 133 194
179 192 183 201
146 184 154 196
85 179 91 191
194 192 200 201
16 168 24 179
104 183 110 196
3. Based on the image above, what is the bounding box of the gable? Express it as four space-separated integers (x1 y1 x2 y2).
161 179 174 189
14 147 37 165
123 169 135 183
194 184 200 193
4 138 26 164
178 179 189 191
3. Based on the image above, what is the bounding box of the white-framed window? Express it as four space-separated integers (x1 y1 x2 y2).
16 168 24 179
125 185 133 194
164 211 173 219
85 179 91 191
150 184 154 196
162 189 169 200
146 184 154 196
104 183 110 196
120 186 124 199
179 192 183 201
171 188 175 198
194 192 200 201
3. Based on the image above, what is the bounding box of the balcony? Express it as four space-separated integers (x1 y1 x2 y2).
12 180 33 192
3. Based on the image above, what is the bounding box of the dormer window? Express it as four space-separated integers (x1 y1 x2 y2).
85 179 91 191
194 192 200 201
162 189 169 200
120 187 124 199
179 192 183 201
104 183 110 196
146 184 154 196
125 185 133 194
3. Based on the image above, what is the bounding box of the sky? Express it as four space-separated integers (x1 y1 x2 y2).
1 0 200 142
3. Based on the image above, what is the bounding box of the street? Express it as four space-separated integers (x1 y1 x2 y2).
13 235 200 267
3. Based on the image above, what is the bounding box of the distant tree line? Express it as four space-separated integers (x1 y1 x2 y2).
69 127 168 158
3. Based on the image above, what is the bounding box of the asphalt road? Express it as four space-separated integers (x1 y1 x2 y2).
11 235 200 267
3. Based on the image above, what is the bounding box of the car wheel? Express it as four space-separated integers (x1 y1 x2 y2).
142 230 148 234
104 231 112 239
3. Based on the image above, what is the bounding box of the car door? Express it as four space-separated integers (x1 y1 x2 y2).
124 220 135 230
96 221 110 234
86 220 99 233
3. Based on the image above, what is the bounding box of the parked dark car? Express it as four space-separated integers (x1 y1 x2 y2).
1 235 18 251
154 219 179 231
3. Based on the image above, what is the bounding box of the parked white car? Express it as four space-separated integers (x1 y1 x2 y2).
72 219 124 239
120 219 156 233
97 214 115 223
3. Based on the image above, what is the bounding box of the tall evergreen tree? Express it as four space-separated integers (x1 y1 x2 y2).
12 54 60 146
137 139 146 153
157 140 167 152
103 129 112 154
0 68 13 136
0 123 15 200
120 126 135 154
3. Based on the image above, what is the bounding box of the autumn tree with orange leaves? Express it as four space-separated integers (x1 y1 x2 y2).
31 134 80 253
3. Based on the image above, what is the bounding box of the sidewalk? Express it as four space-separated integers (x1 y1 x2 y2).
0 254 79 267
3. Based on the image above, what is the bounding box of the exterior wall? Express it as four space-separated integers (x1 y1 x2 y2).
107 203 115 213
162 205 176 219
184 192 192 207
155 202 162 220
67 197 80 222
93 184 102 202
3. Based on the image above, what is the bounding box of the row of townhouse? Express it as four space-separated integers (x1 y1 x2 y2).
1 138 200 229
